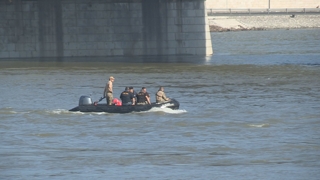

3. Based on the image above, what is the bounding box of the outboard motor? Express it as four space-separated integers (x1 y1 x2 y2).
79 96 93 106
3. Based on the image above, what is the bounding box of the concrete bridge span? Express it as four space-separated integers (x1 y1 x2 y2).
0 0 213 58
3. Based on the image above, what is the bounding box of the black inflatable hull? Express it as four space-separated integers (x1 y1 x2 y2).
69 99 179 113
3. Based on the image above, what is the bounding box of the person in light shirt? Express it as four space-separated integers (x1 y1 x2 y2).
156 86 170 103
104 76 115 105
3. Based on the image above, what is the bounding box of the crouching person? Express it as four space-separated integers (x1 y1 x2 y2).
120 87 135 106
136 87 151 105
156 86 170 103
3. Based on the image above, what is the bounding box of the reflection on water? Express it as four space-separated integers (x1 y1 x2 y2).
1 29 320 180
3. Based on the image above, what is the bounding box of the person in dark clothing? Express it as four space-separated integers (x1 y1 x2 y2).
120 87 135 105
129 86 137 104
136 87 151 105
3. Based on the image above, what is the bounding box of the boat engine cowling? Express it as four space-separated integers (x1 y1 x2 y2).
79 96 93 106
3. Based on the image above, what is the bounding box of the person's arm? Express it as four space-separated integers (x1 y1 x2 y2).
162 92 170 101
130 93 135 105
132 98 135 105
146 95 151 104
146 92 151 104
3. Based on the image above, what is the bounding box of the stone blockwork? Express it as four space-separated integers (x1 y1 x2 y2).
206 0 320 9
208 15 320 32
0 0 213 58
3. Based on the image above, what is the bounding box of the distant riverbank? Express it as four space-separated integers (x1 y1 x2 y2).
208 14 320 32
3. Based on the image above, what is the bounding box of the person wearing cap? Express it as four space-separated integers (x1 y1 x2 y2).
156 86 170 103
136 87 151 105
104 76 115 105
129 86 137 104
120 87 135 105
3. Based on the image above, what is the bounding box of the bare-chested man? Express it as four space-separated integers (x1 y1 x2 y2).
104 76 115 105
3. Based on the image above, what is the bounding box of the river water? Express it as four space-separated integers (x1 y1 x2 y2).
1 29 320 180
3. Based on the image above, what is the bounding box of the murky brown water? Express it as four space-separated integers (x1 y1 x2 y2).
1 29 320 180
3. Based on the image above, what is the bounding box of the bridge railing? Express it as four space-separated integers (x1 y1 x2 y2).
207 8 320 16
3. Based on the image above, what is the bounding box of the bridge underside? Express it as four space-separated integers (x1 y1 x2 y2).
0 0 212 58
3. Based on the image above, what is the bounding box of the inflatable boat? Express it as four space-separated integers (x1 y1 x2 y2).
69 96 180 113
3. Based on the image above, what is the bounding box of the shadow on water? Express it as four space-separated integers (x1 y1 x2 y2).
0 55 212 68
1 54 320 68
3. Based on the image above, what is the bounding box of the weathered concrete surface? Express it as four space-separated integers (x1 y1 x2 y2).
0 0 213 58
209 15 320 32
206 0 320 9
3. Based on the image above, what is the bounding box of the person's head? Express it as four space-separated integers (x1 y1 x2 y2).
141 87 146 93
109 76 115 82
129 86 134 93
125 87 129 91
158 86 164 91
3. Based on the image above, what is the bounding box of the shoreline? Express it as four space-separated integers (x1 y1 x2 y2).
208 14 320 32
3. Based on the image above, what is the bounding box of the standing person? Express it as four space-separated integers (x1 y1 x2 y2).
156 86 170 103
137 87 151 105
120 87 135 106
104 76 115 105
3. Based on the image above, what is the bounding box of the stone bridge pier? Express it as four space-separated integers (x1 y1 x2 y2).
0 0 212 58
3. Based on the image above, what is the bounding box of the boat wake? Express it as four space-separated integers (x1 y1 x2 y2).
147 107 187 114
0 107 18 114
47 108 187 115
50 109 72 114
248 124 270 128
1 106 187 116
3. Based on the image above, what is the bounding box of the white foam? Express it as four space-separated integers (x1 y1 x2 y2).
160 103 175 108
248 124 269 128
0 107 18 114
148 107 187 114
90 112 108 115
50 109 67 114
46 108 187 115
48 109 85 115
